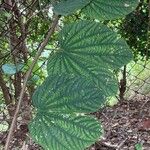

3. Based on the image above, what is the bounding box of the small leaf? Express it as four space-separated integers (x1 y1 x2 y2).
28 75 40 85
135 143 143 150
2 63 23 75
53 0 90 16
82 0 139 20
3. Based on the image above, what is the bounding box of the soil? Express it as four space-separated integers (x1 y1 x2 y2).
89 94 150 150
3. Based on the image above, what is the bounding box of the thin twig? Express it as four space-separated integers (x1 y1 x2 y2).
116 138 127 150
4 14 60 150
97 141 117 149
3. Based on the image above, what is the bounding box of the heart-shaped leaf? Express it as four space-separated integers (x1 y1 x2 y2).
47 21 132 77
30 113 102 150
30 74 105 150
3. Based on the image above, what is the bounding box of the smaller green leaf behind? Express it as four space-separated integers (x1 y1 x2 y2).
135 143 143 150
82 0 139 20
29 113 102 150
53 0 91 16
2 63 23 75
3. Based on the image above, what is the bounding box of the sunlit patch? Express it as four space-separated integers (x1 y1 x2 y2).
124 3 130 7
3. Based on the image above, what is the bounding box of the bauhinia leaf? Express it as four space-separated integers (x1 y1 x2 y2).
30 74 105 150
53 0 91 16
32 74 117 113
29 113 102 150
30 3 137 149
47 21 132 77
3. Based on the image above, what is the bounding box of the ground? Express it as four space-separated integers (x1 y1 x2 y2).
89 94 150 150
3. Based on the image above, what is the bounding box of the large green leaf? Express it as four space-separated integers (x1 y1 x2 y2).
32 74 117 113
82 0 139 20
53 0 91 16
83 0 139 20
30 74 105 150
47 21 132 76
29 113 102 150
53 0 138 20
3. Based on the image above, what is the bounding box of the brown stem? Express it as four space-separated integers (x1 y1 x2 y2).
12 1 28 62
7 0 34 100
14 72 22 99
8 1 27 100
119 65 127 100
4 14 60 150
9 16 22 100
0 71 13 116
2 0 12 11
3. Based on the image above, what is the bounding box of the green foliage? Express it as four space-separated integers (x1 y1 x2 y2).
82 0 139 20
28 16 52 42
54 0 139 20
135 143 143 150
54 0 90 16
120 0 149 58
28 75 41 85
29 1 139 150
